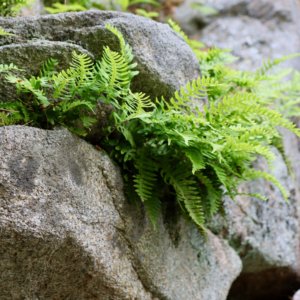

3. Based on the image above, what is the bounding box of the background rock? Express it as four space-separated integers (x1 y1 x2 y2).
176 0 300 72
20 0 44 17
0 126 242 300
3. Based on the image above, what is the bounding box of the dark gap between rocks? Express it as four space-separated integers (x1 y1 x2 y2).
227 267 300 300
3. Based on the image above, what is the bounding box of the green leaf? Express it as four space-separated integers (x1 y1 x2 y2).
183 147 205 174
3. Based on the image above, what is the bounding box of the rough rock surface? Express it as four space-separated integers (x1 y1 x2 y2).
0 11 201 102
209 147 300 300
0 126 242 300
176 0 300 72
175 0 300 298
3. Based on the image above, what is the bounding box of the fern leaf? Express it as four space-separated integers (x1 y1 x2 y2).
257 54 300 76
145 193 161 230
105 23 139 77
0 28 12 35
134 147 158 202
0 63 24 73
5 74 50 107
160 159 206 229
182 147 205 174
245 169 289 200
40 58 58 79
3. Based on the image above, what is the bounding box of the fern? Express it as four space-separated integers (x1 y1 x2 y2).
0 63 24 73
134 147 158 202
1 23 299 233
168 20 205 53
160 158 206 230
0 28 12 35
45 2 87 14
0 0 34 16
257 54 300 76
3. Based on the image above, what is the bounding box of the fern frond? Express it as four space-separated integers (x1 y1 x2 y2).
257 53 300 76
197 171 222 216
105 23 139 79
168 19 205 51
160 159 206 229
125 91 154 118
134 147 158 202
40 58 58 79
182 147 205 174
245 169 289 200
0 63 24 73
45 2 87 14
5 74 50 107
145 193 161 230
0 28 12 35
69 51 93 89
168 76 220 111
95 46 132 103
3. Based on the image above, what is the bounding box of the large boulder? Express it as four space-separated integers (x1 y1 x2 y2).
0 11 201 102
0 126 242 300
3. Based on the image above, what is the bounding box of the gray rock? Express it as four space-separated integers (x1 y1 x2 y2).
209 147 300 299
176 0 300 72
0 126 242 300
0 11 201 103
176 0 300 297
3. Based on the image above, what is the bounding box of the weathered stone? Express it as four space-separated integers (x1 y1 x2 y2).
0 126 242 300
175 0 300 298
176 0 300 72
208 146 300 300
0 11 201 103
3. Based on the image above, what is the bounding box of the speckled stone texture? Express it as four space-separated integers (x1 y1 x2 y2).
0 11 201 103
176 0 300 72
0 126 242 299
209 146 300 300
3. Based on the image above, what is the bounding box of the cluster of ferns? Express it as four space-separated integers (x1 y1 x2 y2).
0 22 300 233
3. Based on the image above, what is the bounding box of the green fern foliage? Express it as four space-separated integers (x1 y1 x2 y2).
0 28 12 36
0 63 24 73
1 23 298 232
0 0 34 16
45 2 87 14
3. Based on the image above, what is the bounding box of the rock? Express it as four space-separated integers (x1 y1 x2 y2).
0 11 201 103
0 41 94 102
175 0 300 297
208 146 300 300
176 0 300 72
0 125 242 300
